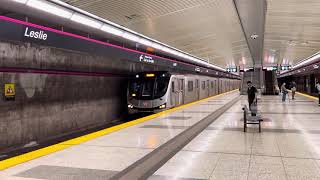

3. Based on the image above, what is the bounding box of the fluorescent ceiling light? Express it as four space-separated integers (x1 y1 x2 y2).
168 49 178 55
151 43 162 50
138 39 153 46
27 0 73 19
12 0 27 3
181 54 189 59
122 32 140 42
177 52 183 57
71 13 102 29
187 56 194 60
101 24 124 36
162 47 170 53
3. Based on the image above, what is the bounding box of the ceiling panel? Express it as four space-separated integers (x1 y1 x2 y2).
264 0 320 66
62 0 253 67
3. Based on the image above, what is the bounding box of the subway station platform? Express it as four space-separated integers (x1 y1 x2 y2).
1 91 320 180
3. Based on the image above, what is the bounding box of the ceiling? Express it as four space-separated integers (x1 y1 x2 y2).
264 0 320 66
61 0 320 68
234 0 266 68
61 0 253 68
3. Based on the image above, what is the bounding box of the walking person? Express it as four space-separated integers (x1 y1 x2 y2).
281 83 289 102
247 81 258 116
316 81 320 106
291 81 297 100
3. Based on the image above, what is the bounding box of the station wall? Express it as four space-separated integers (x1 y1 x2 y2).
0 41 153 152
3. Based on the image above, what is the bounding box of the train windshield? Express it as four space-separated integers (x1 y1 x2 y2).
129 76 169 100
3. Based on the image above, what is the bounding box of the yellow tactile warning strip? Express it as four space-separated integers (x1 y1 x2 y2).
0 89 239 171
296 91 318 100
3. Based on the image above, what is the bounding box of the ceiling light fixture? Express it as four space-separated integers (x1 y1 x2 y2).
250 34 258 39
101 24 124 36
71 13 102 28
122 32 140 42
150 43 162 50
12 0 27 3
27 0 73 19
138 38 153 46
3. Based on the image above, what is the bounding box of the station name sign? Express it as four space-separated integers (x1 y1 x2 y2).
24 27 48 40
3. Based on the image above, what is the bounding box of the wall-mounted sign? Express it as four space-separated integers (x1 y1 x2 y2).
139 54 154 63
226 67 237 72
4 83 15 101
280 65 291 71
24 27 48 41
240 67 253 72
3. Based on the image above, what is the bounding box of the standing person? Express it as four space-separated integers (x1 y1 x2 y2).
291 81 297 100
247 81 258 116
281 83 288 102
316 81 320 106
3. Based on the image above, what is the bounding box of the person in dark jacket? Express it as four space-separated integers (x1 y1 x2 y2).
281 83 288 102
247 81 257 116
291 81 297 100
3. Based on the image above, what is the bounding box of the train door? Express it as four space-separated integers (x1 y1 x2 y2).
170 79 178 107
196 79 200 100
207 80 210 97
214 79 218 95
178 79 184 105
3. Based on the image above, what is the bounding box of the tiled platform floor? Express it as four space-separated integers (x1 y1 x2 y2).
153 94 320 180
0 91 239 180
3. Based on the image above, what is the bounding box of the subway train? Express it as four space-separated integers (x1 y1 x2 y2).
127 71 240 114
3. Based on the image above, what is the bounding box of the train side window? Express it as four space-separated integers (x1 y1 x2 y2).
202 81 205 90
179 79 184 90
195 79 199 88
211 81 214 88
171 82 175 93
188 81 193 92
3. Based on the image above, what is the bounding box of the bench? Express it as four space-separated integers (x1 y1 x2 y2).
242 105 263 132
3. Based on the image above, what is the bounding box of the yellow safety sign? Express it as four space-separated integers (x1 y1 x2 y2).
5 83 15 97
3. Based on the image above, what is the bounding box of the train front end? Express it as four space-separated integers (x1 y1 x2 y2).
127 72 171 114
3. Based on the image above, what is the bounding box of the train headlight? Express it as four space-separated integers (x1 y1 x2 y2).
128 104 134 108
132 93 136 97
159 104 166 109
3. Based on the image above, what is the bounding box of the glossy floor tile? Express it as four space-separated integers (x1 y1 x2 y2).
154 151 220 179
157 94 320 180
209 154 250 180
